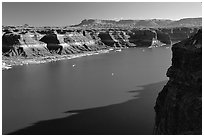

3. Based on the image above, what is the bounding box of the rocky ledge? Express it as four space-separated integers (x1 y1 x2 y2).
2 23 200 70
154 29 202 134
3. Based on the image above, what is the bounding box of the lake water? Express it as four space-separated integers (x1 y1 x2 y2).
2 47 172 134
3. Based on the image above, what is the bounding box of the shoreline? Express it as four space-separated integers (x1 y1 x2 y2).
2 45 170 70
2 48 117 70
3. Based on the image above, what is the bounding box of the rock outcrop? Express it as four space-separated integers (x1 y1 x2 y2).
154 29 202 135
2 31 50 57
2 30 107 57
2 22 200 58
98 29 170 48
2 28 172 57
98 30 134 47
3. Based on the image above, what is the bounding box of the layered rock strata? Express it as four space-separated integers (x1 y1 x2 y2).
2 27 199 57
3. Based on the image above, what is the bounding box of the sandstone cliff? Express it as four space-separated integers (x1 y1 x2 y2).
2 30 107 57
154 29 202 135
2 31 50 57
2 26 199 58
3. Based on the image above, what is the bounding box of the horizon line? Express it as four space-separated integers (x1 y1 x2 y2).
2 16 202 27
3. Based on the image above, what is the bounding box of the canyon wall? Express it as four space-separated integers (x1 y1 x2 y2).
154 29 202 135
2 27 199 57
2 29 107 57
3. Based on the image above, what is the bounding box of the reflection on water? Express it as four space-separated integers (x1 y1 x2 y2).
3 47 172 134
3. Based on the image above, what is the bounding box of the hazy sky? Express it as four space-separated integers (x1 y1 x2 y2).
2 2 202 26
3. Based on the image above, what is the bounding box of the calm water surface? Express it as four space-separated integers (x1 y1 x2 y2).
3 47 172 134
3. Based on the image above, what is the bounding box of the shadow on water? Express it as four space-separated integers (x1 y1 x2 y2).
9 80 168 135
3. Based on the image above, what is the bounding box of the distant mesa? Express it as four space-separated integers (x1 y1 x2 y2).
72 18 202 28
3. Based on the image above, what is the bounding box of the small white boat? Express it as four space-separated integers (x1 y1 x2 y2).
72 64 76 67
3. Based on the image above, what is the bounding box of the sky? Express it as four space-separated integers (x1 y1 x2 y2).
2 2 202 26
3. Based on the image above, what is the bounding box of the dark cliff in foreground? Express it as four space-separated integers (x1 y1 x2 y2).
154 30 202 134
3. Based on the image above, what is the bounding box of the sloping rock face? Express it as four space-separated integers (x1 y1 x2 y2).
39 31 63 54
2 32 22 56
154 30 202 135
58 31 107 54
2 31 50 57
98 29 170 48
98 31 122 47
